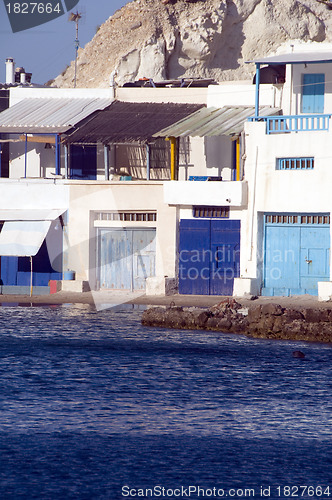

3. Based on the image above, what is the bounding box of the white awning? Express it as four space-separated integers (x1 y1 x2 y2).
0 221 51 256
0 208 65 221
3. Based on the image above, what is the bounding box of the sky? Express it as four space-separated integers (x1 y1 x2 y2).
0 0 129 85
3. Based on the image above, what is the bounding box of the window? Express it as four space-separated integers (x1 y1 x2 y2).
265 214 330 225
301 74 325 114
193 206 229 218
95 211 157 222
276 157 314 170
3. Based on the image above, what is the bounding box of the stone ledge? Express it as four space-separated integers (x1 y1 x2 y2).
142 299 332 343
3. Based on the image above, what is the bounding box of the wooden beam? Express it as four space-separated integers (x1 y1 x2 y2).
19 135 56 144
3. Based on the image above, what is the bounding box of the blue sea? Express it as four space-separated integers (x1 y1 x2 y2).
0 304 331 500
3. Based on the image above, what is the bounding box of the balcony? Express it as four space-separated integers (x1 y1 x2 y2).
249 114 332 134
163 180 248 207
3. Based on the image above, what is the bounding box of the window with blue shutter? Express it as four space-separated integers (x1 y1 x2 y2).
301 74 325 114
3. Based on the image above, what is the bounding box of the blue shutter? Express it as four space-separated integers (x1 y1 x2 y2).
302 74 325 114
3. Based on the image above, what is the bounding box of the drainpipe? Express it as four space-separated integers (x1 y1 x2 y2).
255 63 261 118
104 144 110 180
146 143 150 180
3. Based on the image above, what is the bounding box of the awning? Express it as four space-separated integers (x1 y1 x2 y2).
0 97 113 134
154 105 281 138
63 100 205 143
0 220 51 256
248 52 332 65
0 208 66 256
0 208 65 221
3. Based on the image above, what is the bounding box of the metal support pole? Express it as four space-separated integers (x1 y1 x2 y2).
24 133 28 178
30 256 33 297
146 143 150 180
0 142 2 178
104 144 110 180
55 134 60 175
255 63 261 118
166 137 177 180
236 137 240 181
64 143 69 179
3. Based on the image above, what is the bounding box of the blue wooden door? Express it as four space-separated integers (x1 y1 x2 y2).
98 229 156 290
302 74 325 113
179 219 240 295
179 220 210 295
264 225 301 294
99 229 132 289
300 226 330 294
132 230 156 290
263 215 330 296
210 220 240 295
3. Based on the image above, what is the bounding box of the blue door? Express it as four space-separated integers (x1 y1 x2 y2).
300 226 330 294
263 214 330 296
301 74 325 113
98 229 156 290
179 219 240 295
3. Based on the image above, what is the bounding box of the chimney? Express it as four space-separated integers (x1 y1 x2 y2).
5 57 15 85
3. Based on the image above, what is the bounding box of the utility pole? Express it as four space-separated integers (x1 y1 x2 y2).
69 11 82 88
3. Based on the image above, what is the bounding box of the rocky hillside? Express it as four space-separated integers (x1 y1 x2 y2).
52 0 332 88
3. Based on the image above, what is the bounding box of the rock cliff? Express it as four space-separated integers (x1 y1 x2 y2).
52 0 332 88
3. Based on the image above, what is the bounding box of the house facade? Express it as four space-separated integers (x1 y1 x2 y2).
2 43 331 299
234 42 332 299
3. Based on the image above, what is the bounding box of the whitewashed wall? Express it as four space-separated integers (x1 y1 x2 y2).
66 181 177 289
239 119 332 290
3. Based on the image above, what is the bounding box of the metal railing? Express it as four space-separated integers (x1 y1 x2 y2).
248 114 332 134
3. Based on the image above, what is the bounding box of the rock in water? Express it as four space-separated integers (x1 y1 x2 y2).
292 350 305 359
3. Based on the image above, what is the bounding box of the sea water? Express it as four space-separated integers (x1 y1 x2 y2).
0 304 331 500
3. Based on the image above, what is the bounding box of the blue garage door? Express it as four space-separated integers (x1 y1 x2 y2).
98 229 156 290
263 214 330 296
179 219 240 295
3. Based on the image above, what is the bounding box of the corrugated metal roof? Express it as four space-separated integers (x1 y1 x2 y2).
64 101 204 143
0 97 113 134
154 106 281 138
248 52 332 65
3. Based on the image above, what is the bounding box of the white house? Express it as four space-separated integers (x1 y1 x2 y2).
0 50 320 295
234 41 332 300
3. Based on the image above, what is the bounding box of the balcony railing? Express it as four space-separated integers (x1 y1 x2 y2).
248 114 332 134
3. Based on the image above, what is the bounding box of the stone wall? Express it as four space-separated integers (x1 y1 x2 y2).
142 299 332 343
